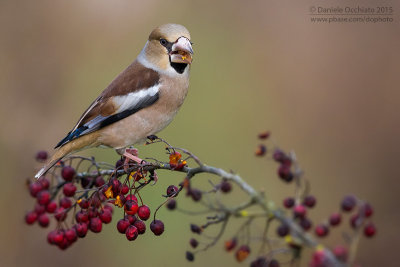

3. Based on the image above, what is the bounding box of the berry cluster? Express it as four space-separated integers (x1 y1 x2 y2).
26 149 171 250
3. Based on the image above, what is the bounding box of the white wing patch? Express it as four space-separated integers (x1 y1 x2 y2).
81 84 160 133
113 84 160 113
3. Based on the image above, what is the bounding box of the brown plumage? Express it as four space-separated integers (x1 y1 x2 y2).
35 24 193 178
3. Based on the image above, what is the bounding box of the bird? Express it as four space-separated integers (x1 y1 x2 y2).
35 23 193 178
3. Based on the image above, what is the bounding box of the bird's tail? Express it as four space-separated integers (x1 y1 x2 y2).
35 134 98 179
35 151 64 179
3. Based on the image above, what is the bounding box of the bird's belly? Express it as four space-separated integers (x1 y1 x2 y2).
97 108 177 149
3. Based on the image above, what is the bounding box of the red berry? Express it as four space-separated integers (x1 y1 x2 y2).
235 245 250 262
273 149 291 165
134 220 146 234
190 224 202 234
99 209 112 224
224 238 237 251
125 225 139 241
75 210 89 223
186 251 195 262
166 185 178 196
60 197 72 209
34 203 46 215
303 195 316 208
189 238 198 248
99 193 106 202
35 150 48 162
25 211 38 224
78 199 89 209
315 224 329 237
39 178 50 190
110 178 121 195
138 205 151 221
125 214 137 224
57 237 71 250
63 183 76 197
300 217 312 231
364 223 376 237
89 217 102 233
38 214 50 227
65 228 77 242
333 245 348 262
117 219 131 234
278 165 293 182
341 195 356 212
115 158 124 169
124 200 139 215
74 222 88 237
54 207 67 221
350 214 361 228
37 190 50 205
29 182 43 197
80 177 92 188
362 203 373 217
126 194 138 202
329 213 341 226
45 201 57 213
277 224 289 237
250 257 268 267
255 144 266 156
167 199 177 210
283 197 295 208
258 131 270 139
310 249 327 267
190 188 202 201
293 205 307 218
61 166 75 181
120 184 129 195
52 230 64 244
88 207 99 219
47 230 57 245
90 195 102 208
150 220 165 236
103 204 114 214
220 181 232 193
95 176 105 187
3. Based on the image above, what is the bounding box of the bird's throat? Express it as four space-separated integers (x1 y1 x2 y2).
170 62 188 74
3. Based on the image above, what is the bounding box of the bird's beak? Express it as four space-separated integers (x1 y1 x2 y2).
170 37 193 64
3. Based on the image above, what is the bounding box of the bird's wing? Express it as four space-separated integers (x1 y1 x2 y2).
55 62 161 148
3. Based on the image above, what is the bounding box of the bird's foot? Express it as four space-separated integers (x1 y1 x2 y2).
122 148 144 172
125 147 139 157
150 170 159 185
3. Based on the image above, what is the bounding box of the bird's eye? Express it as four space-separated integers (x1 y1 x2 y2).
160 39 168 46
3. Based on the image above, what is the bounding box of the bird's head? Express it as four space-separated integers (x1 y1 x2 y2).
139 24 193 75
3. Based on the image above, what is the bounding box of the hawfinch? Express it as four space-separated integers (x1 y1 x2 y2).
35 23 193 178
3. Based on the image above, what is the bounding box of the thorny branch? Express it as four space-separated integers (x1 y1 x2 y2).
29 135 376 266
72 144 345 266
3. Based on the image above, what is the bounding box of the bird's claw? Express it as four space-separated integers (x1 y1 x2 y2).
150 171 158 185
125 148 139 157
123 148 144 172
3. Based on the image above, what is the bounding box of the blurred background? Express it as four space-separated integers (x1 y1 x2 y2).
1 0 399 266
